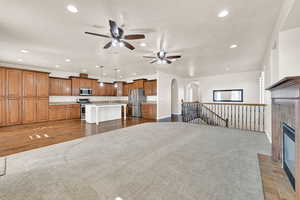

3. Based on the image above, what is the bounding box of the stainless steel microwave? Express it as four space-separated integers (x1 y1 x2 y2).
80 88 92 96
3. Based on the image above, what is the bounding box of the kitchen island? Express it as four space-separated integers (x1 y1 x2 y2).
85 103 127 125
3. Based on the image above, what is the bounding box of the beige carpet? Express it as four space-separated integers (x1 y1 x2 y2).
0 122 270 200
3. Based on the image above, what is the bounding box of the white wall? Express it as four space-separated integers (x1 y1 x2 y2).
157 71 187 119
191 71 261 104
279 27 300 79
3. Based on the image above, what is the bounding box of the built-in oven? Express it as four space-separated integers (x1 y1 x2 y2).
80 88 92 96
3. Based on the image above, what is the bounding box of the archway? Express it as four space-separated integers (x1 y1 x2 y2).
171 79 179 114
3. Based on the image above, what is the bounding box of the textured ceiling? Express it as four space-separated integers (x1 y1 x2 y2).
0 0 283 78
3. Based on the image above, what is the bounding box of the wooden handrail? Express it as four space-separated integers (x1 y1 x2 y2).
182 102 266 107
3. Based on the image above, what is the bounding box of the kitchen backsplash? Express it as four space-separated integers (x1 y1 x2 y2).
49 96 157 102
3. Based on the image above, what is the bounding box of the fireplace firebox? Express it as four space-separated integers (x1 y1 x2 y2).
283 123 296 190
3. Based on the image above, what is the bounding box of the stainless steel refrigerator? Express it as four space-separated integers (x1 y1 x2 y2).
128 89 146 117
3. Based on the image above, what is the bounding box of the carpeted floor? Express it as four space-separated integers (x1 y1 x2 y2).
0 122 270 200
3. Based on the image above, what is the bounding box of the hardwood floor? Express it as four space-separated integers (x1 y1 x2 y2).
258 154 296 200
0 117 155 157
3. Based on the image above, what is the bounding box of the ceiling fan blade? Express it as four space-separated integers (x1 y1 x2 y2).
124 34 146 40
103 41 112 49
166 55 181 59
123 41 135 50
143 56 156 59
166 59 172 64
109 20 117 30
118 27 124 38
150 59 158 64
85 32 110 38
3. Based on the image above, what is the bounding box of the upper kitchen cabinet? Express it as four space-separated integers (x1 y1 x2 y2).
6 69 22 98
123 83 129 96
0 97 6 126
36 72 49 98
71 78 80 96
49 77 71 96
22 71 36 97
91 80 99 96
80 78 92 89
133 79 146 89
144 80 157 96
0 68 6 97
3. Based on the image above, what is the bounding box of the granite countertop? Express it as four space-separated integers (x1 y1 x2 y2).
142 101 157 105
49 102 78 106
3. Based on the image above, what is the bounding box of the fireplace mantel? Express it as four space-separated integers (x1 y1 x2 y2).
267 76 300 199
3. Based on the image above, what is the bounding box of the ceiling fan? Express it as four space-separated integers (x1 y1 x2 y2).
85 20 146 50
143 51 182 64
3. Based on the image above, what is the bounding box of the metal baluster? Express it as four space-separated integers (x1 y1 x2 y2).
250 106 252 131
254 106 257 132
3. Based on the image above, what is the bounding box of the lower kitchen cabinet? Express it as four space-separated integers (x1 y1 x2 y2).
49 104 80 121
70 104 80 119
7 98 22 125
141 104 157 119
0 97 6 126
22 98 36 124
37 98 49 122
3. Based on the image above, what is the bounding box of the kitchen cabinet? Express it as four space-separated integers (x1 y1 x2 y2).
80 78 92 89
36 72 49 98
49 104 80 121
123 83 129 96
49 78 71 96
36 98 49 122
70 104 80 119
71 78 80 96
22 71 36 97
141 104 157 119
127 83 134 94
133 79 145 89
92 80 98 96
7 98 22 125
22 98 36 124
0 68 6 97
0 97 6 126
144 80 157 96
7 69 22 98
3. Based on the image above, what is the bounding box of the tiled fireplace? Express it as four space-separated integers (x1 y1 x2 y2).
267 76 300 199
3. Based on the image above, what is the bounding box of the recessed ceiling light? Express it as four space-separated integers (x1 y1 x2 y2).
96 65 100 68
65 58 71 62
116 69 121 72
119 75 123 78
218 10 229 18
230 44 238 49
226 67 230 71
67 5 78 13
115 197 123 200
20 49 29 53
132 73 137 76
55 65 60 68
140 42 146 47
103 73 107 76
17 58 23 62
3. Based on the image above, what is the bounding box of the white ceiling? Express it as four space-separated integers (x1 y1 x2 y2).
0 0 283 78
282 0 300 31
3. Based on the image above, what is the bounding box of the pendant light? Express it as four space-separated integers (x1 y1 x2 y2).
99 66 104 87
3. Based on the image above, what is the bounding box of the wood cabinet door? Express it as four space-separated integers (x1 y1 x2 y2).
70 105 80 119
36 73 49 98
144 81 151 96
80 79 92 89
152 80 157 95
22 71 36 97
0 68 6 97
22 97 36 124
49 78 60 96
92 80 98 96
37 98 49 122
7 98 22 125
71 78 80 96
6 69 22 98
123 83 128 96
0 97 6 126
49 107 67 121
62 79 72 96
